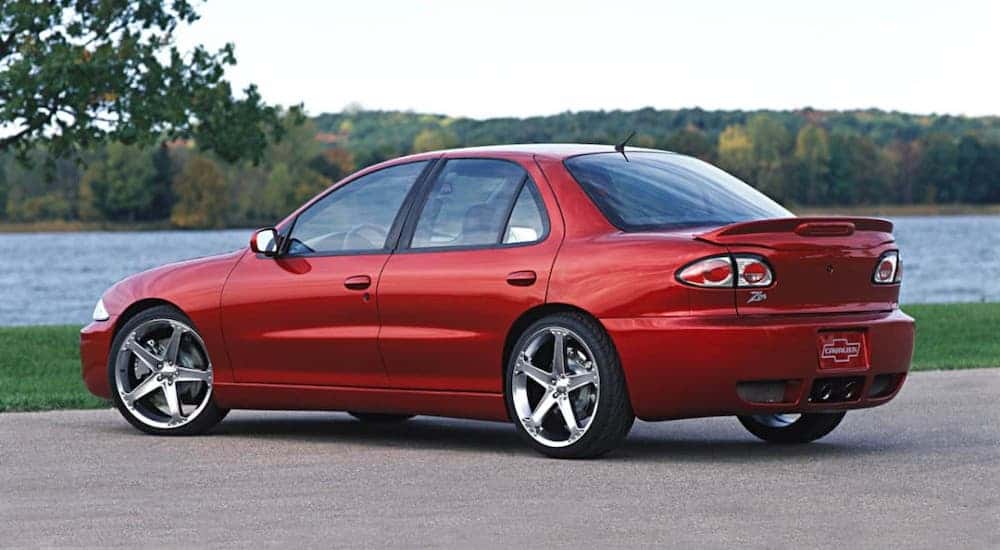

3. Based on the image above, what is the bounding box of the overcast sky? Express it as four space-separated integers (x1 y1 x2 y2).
175 0 999 119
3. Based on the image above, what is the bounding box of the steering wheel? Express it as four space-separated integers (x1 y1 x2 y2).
343 223 388 250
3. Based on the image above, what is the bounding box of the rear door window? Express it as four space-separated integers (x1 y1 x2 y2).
409 159 546 249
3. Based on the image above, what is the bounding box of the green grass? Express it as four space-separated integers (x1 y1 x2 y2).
0 325 107 412
0 303 997 412
903 303 1000 370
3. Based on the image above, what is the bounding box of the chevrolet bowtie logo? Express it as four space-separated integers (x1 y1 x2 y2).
821 339 861 363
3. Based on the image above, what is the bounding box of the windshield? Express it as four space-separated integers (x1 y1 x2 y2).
564 152 792 231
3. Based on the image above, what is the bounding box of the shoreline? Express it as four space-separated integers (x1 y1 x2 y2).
0 220 256 234
2 204 999 233
793 203 1000 217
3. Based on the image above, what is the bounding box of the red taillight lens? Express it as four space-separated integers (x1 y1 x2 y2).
873 251 900 284
677 256 733 287
735 256 773 287
677 255 773 288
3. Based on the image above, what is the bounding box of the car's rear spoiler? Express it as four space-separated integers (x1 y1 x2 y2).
697 217 895 248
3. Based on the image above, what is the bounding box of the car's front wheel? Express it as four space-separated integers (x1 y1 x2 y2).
109 305 227 435
505 312 634 459
737 412 846 443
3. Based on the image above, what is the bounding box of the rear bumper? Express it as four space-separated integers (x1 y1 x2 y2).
602 309 915 421
81 319 116 400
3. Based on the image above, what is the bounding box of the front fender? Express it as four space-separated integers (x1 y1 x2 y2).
82 249 246 398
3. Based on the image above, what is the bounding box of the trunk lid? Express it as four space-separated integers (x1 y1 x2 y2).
697 217 901 316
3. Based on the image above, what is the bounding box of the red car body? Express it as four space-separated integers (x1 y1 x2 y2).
81 144 915 424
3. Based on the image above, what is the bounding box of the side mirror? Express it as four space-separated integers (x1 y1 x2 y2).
250 228 279 257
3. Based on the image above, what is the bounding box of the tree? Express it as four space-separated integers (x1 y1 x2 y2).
828 133 887 205
915 134 960 203
0 0 289 162
171 155 226 228
717 125 755 182
747 114 792 165
793 124 831 204
663 127 714 161
884 140 922 204
412 127 458 153
0 161 7 218
79 143 154 221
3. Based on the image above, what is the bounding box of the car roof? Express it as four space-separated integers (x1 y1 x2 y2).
397 143 674 163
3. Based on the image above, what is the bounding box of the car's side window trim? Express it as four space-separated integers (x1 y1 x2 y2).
275 159 438 258
396 157 551 254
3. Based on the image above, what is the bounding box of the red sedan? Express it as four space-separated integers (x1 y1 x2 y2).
81 144 914 458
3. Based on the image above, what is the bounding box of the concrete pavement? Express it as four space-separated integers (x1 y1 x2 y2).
1 369 998 548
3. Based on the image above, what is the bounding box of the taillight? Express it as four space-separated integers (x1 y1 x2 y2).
677 254 773 288
735 256 773 287
676 256 733 287
873 251 900 284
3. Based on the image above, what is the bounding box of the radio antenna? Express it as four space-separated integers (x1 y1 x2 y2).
615 130 636 162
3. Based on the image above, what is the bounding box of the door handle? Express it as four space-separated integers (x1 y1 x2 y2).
344 275 372 290
506 270 537 287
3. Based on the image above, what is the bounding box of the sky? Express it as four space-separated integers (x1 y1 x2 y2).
175 0 1000 119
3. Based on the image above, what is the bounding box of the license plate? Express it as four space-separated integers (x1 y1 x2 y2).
817 331 869 369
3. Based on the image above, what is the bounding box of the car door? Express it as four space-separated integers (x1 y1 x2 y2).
220 160 430 387
377 156 564 392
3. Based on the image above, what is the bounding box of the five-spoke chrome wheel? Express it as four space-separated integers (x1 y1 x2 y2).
113 318 214 430
511 327 601 448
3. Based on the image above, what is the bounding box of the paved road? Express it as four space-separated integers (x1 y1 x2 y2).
1 369 998 549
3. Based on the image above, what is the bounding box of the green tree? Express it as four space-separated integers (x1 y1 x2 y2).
884 140 922 203
0 163 7 219
717 124 755 182
79 143 155 221
171 155 227 228
793 124 831 204
915 134 960 203
0 0 288 162
149 144 175 216
412 127 458 153
261 162 295 220
747 114 792 165
954 135 1000 203
828 134 887 205
663 127 714 161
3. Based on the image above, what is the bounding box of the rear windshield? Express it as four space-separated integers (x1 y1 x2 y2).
564 152 791 231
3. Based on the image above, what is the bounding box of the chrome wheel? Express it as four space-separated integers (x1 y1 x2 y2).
751 413 802 428
113 318 213 430
511 327 600 448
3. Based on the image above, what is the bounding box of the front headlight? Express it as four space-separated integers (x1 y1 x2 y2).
92 298 110 321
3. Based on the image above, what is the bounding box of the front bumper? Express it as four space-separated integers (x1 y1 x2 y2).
81 319 116 399
603 309 915 421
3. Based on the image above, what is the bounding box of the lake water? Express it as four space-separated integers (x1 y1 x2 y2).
1 215 998 326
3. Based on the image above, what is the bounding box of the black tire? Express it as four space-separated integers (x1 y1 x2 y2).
348 412 415 423
109 305 228 436
737 412 846 444
504 311 634 459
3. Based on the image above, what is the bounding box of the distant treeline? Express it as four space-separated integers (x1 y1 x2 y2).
2 107 999 229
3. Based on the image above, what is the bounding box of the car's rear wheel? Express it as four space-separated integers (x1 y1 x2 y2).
348 412 415 423
737 412 846 443
109 305 227 435
505 312 634 459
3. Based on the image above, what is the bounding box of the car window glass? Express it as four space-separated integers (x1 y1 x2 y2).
503 182 547 244
287 161 427 255
410 159 526 249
